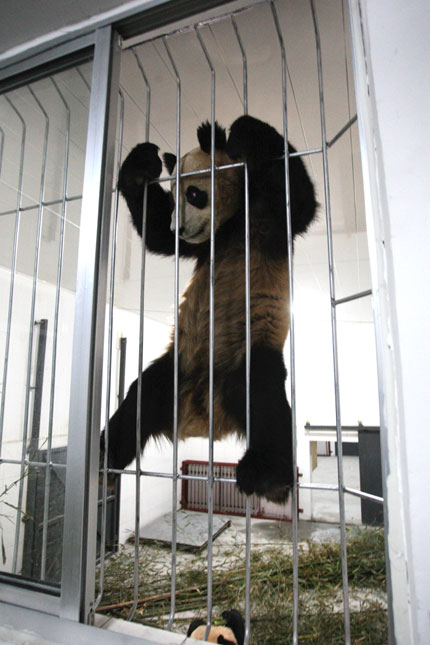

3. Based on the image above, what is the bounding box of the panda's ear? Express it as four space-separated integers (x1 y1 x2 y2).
197 121 227 154
163 152 176 175
187 619 205 637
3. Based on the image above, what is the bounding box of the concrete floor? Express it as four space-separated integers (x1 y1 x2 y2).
311 455 362 524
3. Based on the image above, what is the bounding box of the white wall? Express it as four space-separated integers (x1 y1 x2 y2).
354 0 430 642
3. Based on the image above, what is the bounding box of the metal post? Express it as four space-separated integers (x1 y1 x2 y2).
60 25 120 623
94 87 124 613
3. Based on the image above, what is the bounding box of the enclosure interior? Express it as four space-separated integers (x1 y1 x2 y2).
111 0 379 538
0 0 381 631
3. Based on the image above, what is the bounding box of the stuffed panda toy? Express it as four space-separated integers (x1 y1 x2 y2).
103 115 317 503
187 609 245 644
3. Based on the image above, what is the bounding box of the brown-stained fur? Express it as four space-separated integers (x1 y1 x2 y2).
168 231 290 442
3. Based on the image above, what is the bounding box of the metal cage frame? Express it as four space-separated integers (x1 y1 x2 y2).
0 0 412 643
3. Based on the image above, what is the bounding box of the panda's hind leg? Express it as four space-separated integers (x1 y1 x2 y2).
101 350 174 471
222 345 293 503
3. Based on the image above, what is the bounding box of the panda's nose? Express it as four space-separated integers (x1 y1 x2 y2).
179 226 185 236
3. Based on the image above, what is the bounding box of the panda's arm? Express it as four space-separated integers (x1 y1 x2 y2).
225 115 317 245
118 142 200 258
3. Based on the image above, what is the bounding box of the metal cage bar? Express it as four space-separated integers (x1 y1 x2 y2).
0 97 26 456
194 25 217 639
162 35 181 630
310 1 351 642
270 4 299 643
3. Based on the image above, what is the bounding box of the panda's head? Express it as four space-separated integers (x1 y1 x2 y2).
163 122 241 244
187 609 245 644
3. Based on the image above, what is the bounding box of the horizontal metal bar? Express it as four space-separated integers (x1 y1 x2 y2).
154 160 245 184
334 289 372 306
289 147 323 158
327 115 358 148
299 482 339 492
0 194 83 218
300 482 384 505
0 458 67 469
107 466 237 484
153 146 322 185
344 486 384 504
305 423 379 431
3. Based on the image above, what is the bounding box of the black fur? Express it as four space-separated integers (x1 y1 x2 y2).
102 350 174 469
223 346 293 499
163 152 176 175
197 120 227 153
222 609 245 645
109 116 317 501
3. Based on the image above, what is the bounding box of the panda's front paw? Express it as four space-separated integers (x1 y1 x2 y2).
226 115 283 167
118 142 162 193
236 448 293 503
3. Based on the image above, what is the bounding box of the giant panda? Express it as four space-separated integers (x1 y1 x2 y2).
103 115 317 503
187 609 245 644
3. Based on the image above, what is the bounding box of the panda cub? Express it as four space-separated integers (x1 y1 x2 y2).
187 609 245 644
104 115 317 503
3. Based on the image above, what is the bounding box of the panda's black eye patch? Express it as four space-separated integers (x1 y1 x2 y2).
186 185 208 209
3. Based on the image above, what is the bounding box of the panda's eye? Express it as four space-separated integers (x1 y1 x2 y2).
186 185 208 209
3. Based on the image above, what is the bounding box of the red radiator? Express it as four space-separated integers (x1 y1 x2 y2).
180 460 295 521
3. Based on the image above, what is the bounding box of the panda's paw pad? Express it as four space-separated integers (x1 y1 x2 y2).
236 448 293 499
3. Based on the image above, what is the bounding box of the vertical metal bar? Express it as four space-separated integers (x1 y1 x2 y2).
12 86 49 574
126 55 151 620
0 97 26 458
194 26 216 641
309 1 351 642
243 156 252 645
29 319 48 455
163 36 180 630
61 25 120 623
38 77 71 581
132 49 151 139
231 16 248 115
231 17 251 642
127 58 152 620
94 88 124 613
271 4 299 643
